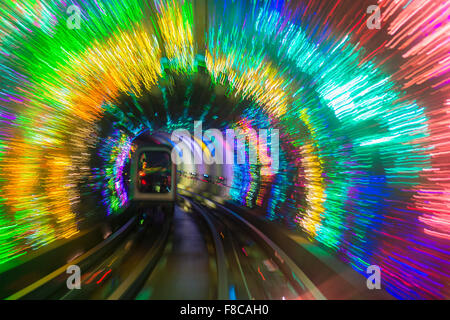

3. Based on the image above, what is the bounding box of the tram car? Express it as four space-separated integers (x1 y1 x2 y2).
130 144 176 213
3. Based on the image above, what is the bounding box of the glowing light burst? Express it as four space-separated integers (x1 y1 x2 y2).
0 0 448 299
93 130 133 216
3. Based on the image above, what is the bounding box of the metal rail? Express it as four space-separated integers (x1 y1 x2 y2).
7 216 137 300
179 189 326 300
107 209 172 300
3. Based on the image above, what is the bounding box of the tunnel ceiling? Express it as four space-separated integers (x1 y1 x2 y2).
0 0 449 299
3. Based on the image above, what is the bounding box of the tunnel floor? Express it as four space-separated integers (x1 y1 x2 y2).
136 206 212 300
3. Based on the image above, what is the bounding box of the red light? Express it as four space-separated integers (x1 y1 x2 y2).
96 269 112 284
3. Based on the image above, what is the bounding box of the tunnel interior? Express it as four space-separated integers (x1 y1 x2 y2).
0 0 448 300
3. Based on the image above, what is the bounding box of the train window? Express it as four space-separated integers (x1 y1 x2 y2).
137 151 171 193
